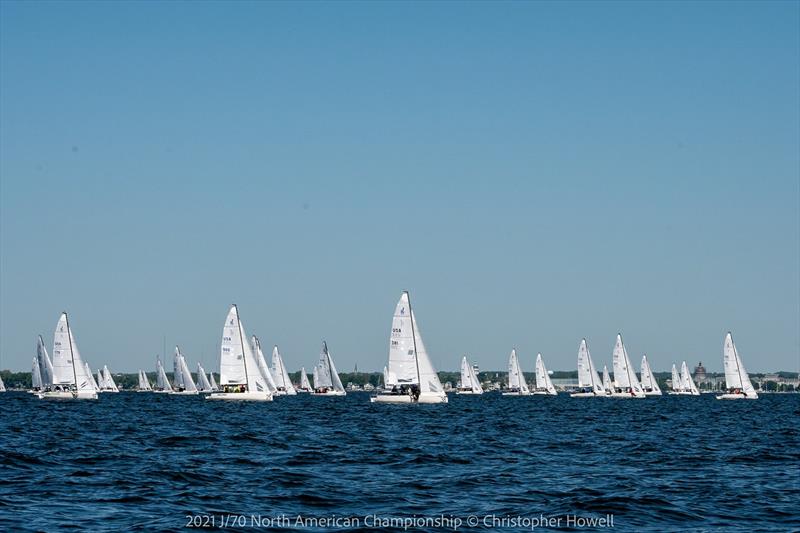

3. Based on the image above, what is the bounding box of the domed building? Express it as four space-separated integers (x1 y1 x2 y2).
693 361 707 382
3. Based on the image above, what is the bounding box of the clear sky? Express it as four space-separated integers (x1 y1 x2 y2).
1 1 798 374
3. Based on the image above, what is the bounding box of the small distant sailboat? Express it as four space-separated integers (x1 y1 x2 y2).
669 364 682 394
571 339 605 397
154 357 173 393
39 312 98 399
602 365 613 395
209 372 219 391
456 356 483 395
137 370 152 392
207 305 272 401
252 336 278 395
312 341 346 396
30 356 43 393
171 347 198 395
98 365 120 393
533 353 557 395
296 367 312 393
272 346 297 395
717 332 757 400
680 361 700 396
640 355 662 396
371 291 447 404
503 349 530 396
610 334 645 398
196 363 213 393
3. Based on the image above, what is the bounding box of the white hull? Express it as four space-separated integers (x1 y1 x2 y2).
456 390 483 395
152 389 172 394
136 390 152 393
716 393 758 400
672 391 700 396
296 389 311 394
501 391 531 396
206 392 273 401
311 390 346 396
170 390 200 396
532 390 557 396
609 392 646 398
569 392 602 398
643 390 663 397
38 390 98 400
98 389 119 393
370 393 448 404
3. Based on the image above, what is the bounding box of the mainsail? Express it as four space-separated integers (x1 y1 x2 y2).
640 355 661 394
37 335 54 388
534 353 557 395
32 357 43 390
602 365 612 393
722 332 757 398
50 313 94 393
507 349 529 393
219 305 269 393
85 362 99 391
272 346 297 395
196 363 213 392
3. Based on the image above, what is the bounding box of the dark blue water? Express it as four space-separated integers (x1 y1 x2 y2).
1 392 798 532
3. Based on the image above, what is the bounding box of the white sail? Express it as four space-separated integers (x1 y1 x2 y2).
50 313 94 393
209 372 219 391
0 374 4 392
680 361 699 395
173 347 185 390
458 356 483 393
314 341 345 393
611 334 644 396
252 337 278 393
272 345 297 395
102 365 119 392
85 362 99 391
196 363 213 392
640 355 661 394
671 364 682 392
138 369 152 391
37 335 54 388
298 367 312 391
32 357 43 390
534 353 557 395
602 365 612 393
507 349 529 393
722 332 757 398
155 358 173 391
218 305 269 393
312 366 319 389
177 354 197 392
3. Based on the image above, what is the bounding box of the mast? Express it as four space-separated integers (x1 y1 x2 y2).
233 304 250 389
65 312 79 392
405 291 422 388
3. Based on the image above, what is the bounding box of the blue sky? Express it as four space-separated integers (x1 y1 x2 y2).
1 1 798 374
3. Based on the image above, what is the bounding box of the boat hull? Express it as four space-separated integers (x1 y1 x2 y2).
532 391 558 396
501 391 531 396
170 391 200 395
206 392 273 401
569 392 601 398
609 392 646 398
311 391 346 396
456 390 483 395
370 393 448 404
643 391 663 396
716 393 758 400
38 390 98 400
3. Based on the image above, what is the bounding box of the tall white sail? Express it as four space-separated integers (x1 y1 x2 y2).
611 334 644 397
173 347 185 390
102 365 119 392
252 337 278 394
314 341 345 393
31 357 43 390
155 358 173 392
138 369 152 391
177 354 197 392
218 305 269 393
37 335 54 388
50 313 94 393
602 365 612 394
680 361 699 396
209 372 219 391
272 346 297 395
458 356 483 394
671 364 682 392
507 349 530 393
534 353 557 395
97 369 104 389
640 355 661 395
298 367 312 391
312 366 319 389
721 332 757 399
196 363 213 392
85 362 99 391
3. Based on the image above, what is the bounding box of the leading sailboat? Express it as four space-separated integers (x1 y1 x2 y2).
207 305 272 401
371 291 447 404
571 339 605 397
312 341 345 396
532 353 557 395
717 332 757 400
39 312 98 399
456 356 483 395
610 334 645 398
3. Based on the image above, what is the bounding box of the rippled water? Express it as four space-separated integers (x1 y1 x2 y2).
0 392 798 532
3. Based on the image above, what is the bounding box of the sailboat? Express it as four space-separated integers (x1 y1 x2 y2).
196 363 213 393
679 361 700 396
39 312 98 399
371 292 447 403
533 353 558 395
252 336 278 395
272 346 297 395
602 365 613 395
99 365 120 392
296 367 312 393
640 355 662 396
0 374 4 392
209 372 219 391
669 364 682 394
30 357 43 393
208 304 272 401
610 334 645 398
137 370 152 392
171 347 199 395
312 341 346 396
717 332 757 400
37 335 54 392
154 357 173 393
503 349 530 396
571 339 605 397
456 356 483 394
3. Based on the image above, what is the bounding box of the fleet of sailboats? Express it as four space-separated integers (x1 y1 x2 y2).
456 356 483 395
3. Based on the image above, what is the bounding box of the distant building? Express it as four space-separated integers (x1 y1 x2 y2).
693 361 707 382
